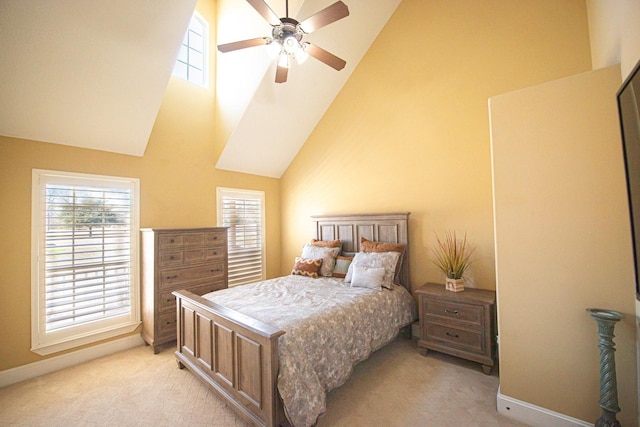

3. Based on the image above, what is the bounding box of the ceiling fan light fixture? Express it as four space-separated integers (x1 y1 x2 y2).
266 39 281 58
283 35 299 54
278 53 290 69
294 43 309 64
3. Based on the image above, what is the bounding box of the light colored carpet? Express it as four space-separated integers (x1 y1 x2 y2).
0 337 528 426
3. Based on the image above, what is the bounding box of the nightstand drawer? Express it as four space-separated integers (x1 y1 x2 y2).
424 300 483 327
425 323 484 354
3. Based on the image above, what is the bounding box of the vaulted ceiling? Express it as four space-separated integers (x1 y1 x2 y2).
215 0 402 177
0 0 400 177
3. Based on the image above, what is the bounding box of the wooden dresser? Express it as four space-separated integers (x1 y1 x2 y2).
415 282 496 374
141 227 228 353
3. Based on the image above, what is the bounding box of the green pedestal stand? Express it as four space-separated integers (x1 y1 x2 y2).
586 308 624 427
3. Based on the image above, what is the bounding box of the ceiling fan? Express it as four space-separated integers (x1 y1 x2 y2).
217 0 349 83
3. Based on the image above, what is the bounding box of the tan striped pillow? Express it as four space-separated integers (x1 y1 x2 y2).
291 257 323 278
310 238 342 248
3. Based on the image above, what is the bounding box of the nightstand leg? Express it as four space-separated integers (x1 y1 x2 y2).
419 347 429 357
481 364 492 375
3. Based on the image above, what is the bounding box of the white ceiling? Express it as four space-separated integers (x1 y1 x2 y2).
0 0 196 156
0 0 400 176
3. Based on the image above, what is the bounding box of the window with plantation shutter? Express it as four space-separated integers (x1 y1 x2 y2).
217 188 265 287
31 170 140 355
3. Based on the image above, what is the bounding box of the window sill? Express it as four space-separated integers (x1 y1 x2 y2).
31 321 141 356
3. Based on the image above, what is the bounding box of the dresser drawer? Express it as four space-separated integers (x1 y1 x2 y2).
157 311 178 341
158 282 225 313
159 234 184 249
184 233 205 247
159 250 184 267
205 247 225 261
424 300 483 328
425 323 484 354
159 263 225 289
205 231 226 247
159 248 226 267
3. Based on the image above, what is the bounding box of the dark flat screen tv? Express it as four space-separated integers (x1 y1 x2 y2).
617 58 640 300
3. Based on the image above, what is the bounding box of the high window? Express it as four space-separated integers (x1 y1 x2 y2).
31 170 140 355
173 11 208 86
217 188 265 287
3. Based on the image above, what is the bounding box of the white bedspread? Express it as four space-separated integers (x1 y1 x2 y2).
203 275 416 427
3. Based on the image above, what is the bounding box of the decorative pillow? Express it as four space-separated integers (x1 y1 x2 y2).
344 251 400 289
360 237 405 254
350 265 385 291
291 257 323 278
310 238 342 249
301 244 340 277
332 255 353 278
360 237 406 283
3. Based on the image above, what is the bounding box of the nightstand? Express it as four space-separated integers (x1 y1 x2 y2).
415 282 497 374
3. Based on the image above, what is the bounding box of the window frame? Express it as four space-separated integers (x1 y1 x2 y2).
172 10 209 87
216 187 266 287
31 169 141 355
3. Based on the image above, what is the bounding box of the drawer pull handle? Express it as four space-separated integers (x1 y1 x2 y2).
165 320 176 325
214 236 218 240
213 251 217 255
169 256 175 260
445 309 459 315
166 275 178 279
169 239 175 243
210 268 220 273
445 332 459 338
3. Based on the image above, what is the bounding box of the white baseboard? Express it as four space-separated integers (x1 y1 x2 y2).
0 334 144 388
497 386 593 427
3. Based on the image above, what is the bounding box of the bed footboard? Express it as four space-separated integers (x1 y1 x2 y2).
173 290 286 427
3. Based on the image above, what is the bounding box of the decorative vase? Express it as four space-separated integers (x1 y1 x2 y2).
445 278 465 292
586 308 623 427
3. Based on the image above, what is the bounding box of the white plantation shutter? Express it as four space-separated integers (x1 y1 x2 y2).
217 188 265 286
32 170 140 355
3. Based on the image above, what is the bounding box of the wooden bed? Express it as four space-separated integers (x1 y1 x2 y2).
172 212 411 427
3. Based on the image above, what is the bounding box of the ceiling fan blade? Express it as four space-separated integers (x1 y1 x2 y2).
298 1 349 33
217 37 269 53
305 43 346 71
247 0 281 26
275 55 288 83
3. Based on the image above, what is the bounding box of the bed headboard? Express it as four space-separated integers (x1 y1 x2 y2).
311 212 411 292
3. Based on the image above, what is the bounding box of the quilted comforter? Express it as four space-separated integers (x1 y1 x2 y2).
202 275 416 427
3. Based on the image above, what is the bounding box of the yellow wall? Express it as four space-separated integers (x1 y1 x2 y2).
0 0 281 372
280 0 592 290
490 65 637 425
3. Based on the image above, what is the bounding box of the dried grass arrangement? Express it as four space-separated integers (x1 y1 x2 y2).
432 230 475 280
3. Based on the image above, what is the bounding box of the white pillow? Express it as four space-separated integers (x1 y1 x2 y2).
350 265 385 291
344 251 400 289
301 244 340 277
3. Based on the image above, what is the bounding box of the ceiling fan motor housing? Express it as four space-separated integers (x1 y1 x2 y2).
272 17 304 54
